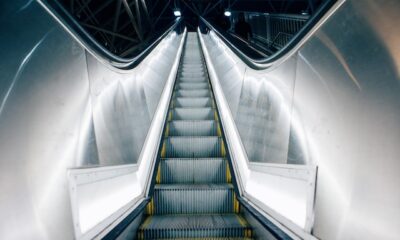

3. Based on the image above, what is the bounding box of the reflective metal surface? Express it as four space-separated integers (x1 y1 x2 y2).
203 32 297 164
86 32 181 165
0 1 183 239
0 3 94 239
201 0 400 239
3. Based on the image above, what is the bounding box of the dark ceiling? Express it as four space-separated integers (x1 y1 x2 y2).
55 0 325 57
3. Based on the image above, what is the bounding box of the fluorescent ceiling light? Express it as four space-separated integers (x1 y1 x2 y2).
174 10 181 17
301 10 308 15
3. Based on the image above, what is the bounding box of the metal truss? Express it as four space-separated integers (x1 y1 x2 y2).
61 0 176 56
58 0 320 57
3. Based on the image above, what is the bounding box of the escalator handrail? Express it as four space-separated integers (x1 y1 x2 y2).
199 0 338 70
38 0 182 70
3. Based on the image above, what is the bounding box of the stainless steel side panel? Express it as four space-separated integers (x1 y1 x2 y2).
87 34 181 165
0 1 183 239
201 0 400 239
204 33 295 164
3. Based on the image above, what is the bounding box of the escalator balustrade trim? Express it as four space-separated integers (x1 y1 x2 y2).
137 32 253 240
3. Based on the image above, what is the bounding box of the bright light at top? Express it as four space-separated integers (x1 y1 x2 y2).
224 10 232 17
174 10 181 17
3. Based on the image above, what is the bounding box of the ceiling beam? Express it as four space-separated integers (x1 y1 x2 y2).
152 0 172 28
122 0 143 41
134 0 142 35
82 0 115 23
76 0 115 51
81 23 139 42
111 0 123 46
203 0 224 16
140 0 152 25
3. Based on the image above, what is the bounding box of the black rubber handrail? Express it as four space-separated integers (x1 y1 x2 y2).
39 0 182 70
200 0 338 70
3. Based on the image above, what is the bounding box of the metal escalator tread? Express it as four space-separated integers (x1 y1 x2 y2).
138 32 252 240
175 89 210 97
156 239 253 240
139 214 252 239
153 184 235 214
159 158 227 183
169 120 217 136
176 77 206 82
171 108 214 120
174 97 213 108
177 82 209 90
163 136 223 158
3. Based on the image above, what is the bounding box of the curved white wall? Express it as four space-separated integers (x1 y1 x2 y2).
200 1 400 239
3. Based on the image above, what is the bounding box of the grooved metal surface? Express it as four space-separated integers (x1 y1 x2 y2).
177 82 209 90
169 121 217 136
175 89 210 98
164 137 222 158
171 108 214 120
139 215 251 239
179 76 208 82
160 158 227 183
138 32 252 239
156 238 253 240
180 73 206 78
153 184 234 214
174 97 213 108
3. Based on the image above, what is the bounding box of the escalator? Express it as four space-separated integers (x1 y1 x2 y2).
137 32 253 239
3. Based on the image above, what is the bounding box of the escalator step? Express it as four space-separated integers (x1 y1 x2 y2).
182 63 203 67
160 158 227 183
163 136 223 158
179 77 208 82
181 68 203 71
153 184 235 214
183 62 202 64
180 73 205 78
175 90 210 98
177 82 209 90
171 108 214 120
181 67 204 72
169 120 217 136
181 64 203 68
139 214 252 239
156 238 253 240
180 67 203 71
174 97 212 108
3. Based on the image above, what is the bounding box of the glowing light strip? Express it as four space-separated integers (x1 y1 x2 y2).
198 28 250 193
137 28 187 196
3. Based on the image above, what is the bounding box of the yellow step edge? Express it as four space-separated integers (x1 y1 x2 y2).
226 161 232 183
233 192 240 213
168 111 173 121
220 139 226 157
165 123 170 137
236 214 247 227
160 141 166 158
214 110 219 121
217 123 222 137
156 165 161 184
